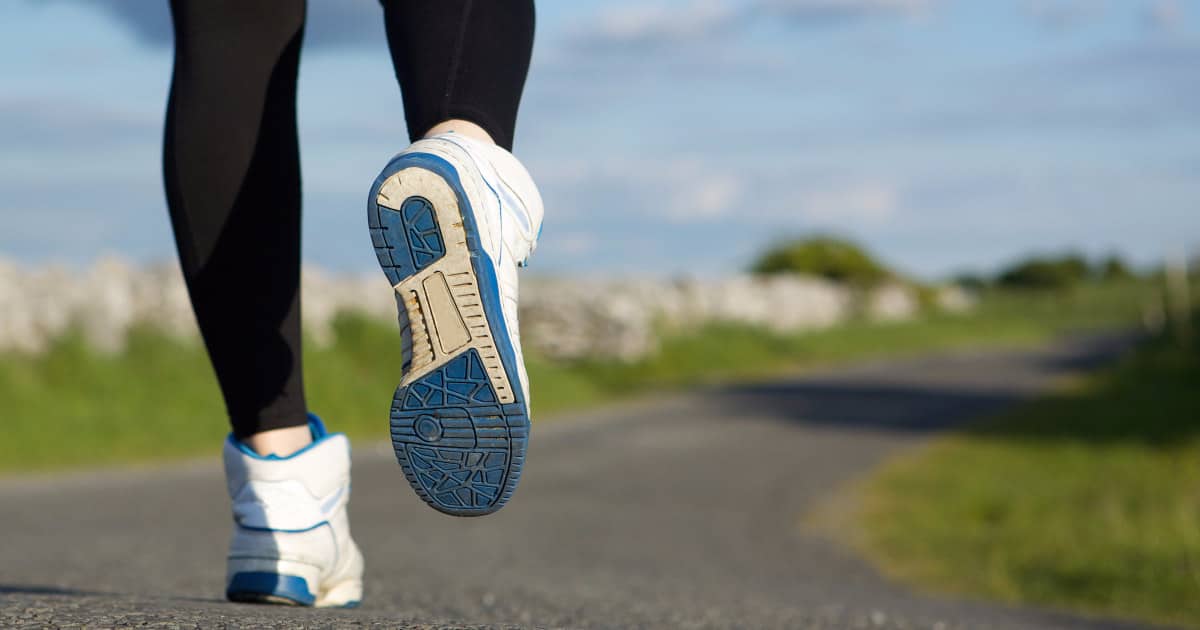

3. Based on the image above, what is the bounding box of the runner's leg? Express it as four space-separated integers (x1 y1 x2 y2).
163 0 310 452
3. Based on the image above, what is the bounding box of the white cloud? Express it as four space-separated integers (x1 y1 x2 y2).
1023 0 1105 31
0 98 156 149
542 232 599 257
1145 0 1186 33
583 0 740 47
669 173 743 220
530 156 744 222
573 0 941 49
532 153 903 232
70 0 385 50
798 182 898 225
759 0 937 23
532 157 746 223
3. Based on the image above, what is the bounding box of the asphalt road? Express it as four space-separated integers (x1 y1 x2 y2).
0 334 1166 629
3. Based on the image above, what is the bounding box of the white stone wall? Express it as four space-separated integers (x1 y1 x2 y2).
519 275 856 361
0 257 971 360
0 257 197 354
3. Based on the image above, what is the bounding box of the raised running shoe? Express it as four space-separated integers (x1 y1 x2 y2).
367 132 543 516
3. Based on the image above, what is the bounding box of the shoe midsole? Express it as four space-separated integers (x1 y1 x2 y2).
372 164 519 402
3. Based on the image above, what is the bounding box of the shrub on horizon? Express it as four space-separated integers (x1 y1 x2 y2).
996 253 1091 290
1098 255 1135 282
751 236 892 286
951 273 990 291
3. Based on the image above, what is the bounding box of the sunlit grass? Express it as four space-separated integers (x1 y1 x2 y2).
858 326 1200 628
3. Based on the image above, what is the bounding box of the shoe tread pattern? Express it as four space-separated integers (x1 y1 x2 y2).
369 154 529 516
369 196 446 285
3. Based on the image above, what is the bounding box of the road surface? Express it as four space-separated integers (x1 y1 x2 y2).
0 334 1164 628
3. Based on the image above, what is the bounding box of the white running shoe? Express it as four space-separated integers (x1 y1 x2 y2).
367 132 544 516
223 415 364 607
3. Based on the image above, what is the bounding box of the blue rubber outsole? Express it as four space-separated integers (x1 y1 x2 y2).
226 572 315 607
226 570 361 608
368 152 529 517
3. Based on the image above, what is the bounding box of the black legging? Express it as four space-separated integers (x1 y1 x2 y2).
163 0 535 439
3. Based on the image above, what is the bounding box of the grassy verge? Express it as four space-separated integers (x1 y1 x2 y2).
857 325 1200 628
0 280 1155 473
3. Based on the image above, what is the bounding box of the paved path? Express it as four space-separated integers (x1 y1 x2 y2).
0 334 1166 629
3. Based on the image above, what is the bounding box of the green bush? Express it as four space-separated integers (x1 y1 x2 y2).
996 254 1090 290
1098 255 1134 282
752 236 891 285
952 273 990 291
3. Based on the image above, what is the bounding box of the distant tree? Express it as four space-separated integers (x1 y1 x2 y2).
751 236 891 285
1058 253 1091 281
951 273 990 291
996 253 1091 289
1098 255 1134 281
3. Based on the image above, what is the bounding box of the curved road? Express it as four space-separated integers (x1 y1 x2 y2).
0 334 1164 628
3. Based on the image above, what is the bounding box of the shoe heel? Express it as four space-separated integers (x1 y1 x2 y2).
226 571 316 606
389 347 528 516
316 578 363 608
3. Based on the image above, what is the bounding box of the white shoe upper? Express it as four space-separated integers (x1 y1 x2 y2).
223 420 363 607
396 132 545 405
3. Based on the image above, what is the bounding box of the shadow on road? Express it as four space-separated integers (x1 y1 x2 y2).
0 584 228 607
717 381 1018 434
0 584 107 597
712 332 1196 447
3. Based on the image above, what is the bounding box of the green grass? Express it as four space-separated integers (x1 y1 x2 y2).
0 280 1156 474
858 325 1200 628
563 280 1155 396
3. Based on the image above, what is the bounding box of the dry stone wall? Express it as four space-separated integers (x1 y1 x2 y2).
0 257 973 360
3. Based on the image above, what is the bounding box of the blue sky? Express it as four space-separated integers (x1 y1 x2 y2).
0 0 1196 279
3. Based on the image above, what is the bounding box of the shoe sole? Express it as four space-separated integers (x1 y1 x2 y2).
368 152 529 517
227 571 361 608
227 570 312 606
